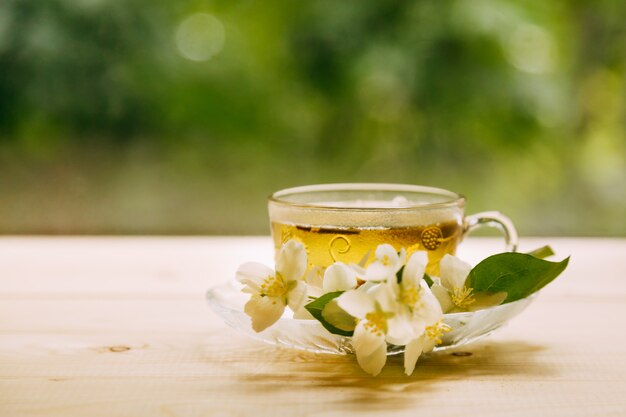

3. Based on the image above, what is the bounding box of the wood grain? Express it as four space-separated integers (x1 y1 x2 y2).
1 237 625 417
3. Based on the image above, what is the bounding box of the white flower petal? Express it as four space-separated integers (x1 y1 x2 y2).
364 262 393 281
323 262 358 293
360 280 382 293
440 254 472 290
419 282 444 322
307 285 323 299
305 266 324 288
403 251 428 286
236 262 274 292
336 289 375 319
365 245 406 281
397 248 407 266
421 336 438 354
287 281 308 312
408 317 428 338
357 336 388 376
371 283 397 313
386 273 401 298
404 337 425 376
430 283 454 313
292 305 315 320
349 263 367 279
243 295 285 332
375 244 398 262
357 250 372 267
352 319 387 360
386 310 419 346
276 239 307 282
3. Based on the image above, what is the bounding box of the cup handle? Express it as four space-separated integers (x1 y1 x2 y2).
463 211 518 252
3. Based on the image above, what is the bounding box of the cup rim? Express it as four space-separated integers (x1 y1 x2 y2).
268 183 465 211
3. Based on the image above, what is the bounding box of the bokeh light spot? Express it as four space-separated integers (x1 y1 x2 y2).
175 13 225 62
358 71 408 122
505 23 555 74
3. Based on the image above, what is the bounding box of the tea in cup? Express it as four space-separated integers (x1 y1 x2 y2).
268 183 517 275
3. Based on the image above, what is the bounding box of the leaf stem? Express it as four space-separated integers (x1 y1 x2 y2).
526 245 555 259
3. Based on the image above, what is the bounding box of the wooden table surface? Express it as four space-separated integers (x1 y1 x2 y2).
1 237 625 417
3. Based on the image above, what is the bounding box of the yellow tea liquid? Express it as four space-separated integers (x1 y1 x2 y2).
271 221 463 276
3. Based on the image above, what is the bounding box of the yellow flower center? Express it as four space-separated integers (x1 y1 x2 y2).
400 285 423 308
381 255 391 266
364 312 387 336
425 320 451 344
260 273 287 298
451 286 475 309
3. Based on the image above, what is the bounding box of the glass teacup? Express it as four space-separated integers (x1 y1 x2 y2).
268 183 517 275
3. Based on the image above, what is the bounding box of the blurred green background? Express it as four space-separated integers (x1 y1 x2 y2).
0 0 625 235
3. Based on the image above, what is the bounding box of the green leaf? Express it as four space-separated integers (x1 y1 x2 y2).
467 253 570 304
304 291 354 336
423 273 434 287
396 265 405 283
322 299 356 333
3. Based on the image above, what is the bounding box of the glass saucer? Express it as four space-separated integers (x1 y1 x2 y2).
206 280 536 355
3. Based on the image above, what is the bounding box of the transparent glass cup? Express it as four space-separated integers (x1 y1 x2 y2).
268 183 517 275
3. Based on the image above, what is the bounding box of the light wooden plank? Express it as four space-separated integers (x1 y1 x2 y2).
1 237 625 417
0 237 273 296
